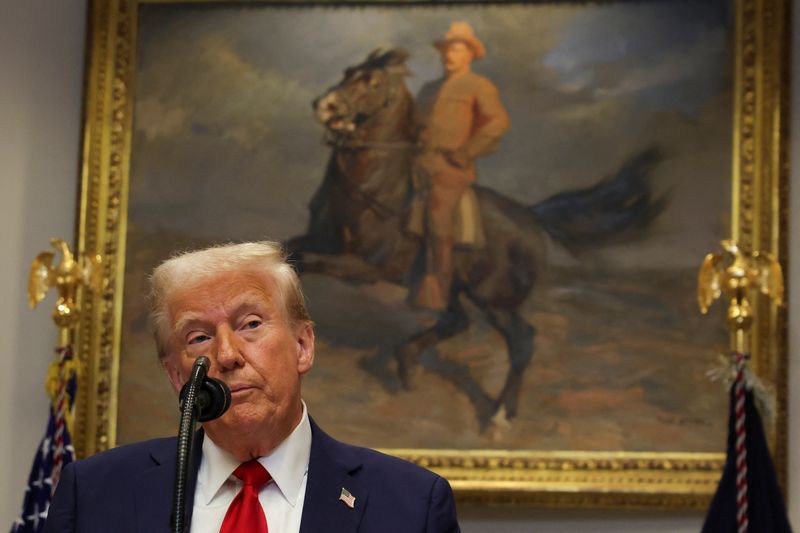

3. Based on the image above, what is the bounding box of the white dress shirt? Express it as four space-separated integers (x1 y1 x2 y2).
189 403 311 533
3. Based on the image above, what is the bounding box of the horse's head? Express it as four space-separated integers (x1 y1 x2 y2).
314 48 410 142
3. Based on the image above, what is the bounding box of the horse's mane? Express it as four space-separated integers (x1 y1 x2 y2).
344 48 410 78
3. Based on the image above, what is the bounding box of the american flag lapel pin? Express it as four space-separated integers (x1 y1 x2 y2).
339 487 356 509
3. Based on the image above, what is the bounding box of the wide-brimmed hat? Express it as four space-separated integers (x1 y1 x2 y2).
434 21 486 59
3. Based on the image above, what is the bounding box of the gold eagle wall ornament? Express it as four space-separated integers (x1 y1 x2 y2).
28 238 103 335
697 239 784 351
28 238 103 437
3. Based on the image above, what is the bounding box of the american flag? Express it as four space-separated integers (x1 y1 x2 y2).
10 346 77 533
339 487 356 509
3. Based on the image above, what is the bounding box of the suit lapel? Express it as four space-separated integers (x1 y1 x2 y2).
300 419 368 533
133 432 204 532
129 423 367 532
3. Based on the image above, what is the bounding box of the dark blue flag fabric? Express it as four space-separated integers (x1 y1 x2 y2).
10 347 77 533
702 385 792 533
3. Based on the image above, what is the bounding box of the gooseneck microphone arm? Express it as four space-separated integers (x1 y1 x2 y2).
171 356 208 533
171 356 231 533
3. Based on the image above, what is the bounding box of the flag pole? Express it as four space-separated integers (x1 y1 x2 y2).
10 238 101 533
697 239 785 533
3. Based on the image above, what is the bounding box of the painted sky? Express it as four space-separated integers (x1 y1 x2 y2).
130 0 732 268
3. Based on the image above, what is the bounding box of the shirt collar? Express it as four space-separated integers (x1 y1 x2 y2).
198 401 312 507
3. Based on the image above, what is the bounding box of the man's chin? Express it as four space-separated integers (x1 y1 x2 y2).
205 403 267 429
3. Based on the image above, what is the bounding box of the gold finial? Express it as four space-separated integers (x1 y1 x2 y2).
697 239 783 352
28 239 103 441
28 238 103 343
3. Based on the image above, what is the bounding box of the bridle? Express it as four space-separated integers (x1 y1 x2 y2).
317 70 424 225
326 135 417 151
322 69 416 152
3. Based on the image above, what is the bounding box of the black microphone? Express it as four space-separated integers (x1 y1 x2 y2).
179 368 232 422
171 356 231 533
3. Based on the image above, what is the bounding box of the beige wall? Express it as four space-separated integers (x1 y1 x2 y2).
0 2 795 531
0 0 85 526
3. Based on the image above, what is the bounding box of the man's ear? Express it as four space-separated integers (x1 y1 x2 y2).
161 356 184 394
295 322 315 375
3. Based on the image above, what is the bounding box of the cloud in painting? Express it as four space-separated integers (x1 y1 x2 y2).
128 2 732 267
135 32 314 153
542 2 729 115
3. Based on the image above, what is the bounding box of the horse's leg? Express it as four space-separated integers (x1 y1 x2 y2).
482 308 536 419
396 295 470 390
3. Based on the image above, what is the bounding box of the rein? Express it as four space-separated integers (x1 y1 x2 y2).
332 171 401 221
327 138 419 224
321 70 423 225
328 137 417 151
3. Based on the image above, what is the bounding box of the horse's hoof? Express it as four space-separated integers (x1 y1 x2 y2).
474 397 502 434
504 405 518 420
491 406 512 428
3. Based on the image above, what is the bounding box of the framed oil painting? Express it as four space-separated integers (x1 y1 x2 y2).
72 0 789 508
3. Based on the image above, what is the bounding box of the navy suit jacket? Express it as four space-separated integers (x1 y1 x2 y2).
43 418 460 532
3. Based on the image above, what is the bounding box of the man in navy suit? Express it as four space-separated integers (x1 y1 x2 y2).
44 241 460 532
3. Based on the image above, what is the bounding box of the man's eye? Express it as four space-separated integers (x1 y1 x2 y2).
243 320 261 330
188 334 210 345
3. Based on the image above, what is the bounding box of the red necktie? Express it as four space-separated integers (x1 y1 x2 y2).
219 460 271 533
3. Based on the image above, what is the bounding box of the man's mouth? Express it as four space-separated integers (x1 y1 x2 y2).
228 384 255 395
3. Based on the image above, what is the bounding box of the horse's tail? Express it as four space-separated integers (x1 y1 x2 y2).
529 146 668 249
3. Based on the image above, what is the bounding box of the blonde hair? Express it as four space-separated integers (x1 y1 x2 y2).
149 241 310 359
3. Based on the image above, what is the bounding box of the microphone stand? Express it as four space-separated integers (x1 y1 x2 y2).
171 356 231 533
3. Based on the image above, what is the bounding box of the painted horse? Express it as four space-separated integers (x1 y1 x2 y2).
287 49 664 429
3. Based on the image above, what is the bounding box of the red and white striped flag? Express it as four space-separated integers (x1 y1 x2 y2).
339 487 356 509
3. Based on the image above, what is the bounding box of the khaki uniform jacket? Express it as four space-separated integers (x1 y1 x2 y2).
416 70 509 186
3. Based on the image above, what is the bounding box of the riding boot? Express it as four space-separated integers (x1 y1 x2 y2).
413 236 453 311
434 235 454 302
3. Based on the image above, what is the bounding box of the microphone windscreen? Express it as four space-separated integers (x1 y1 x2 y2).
178 377 232 422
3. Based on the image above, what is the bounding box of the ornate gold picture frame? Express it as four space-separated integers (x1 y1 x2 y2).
72 0 789 508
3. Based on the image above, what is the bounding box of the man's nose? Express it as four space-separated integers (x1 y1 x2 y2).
212 325 244 371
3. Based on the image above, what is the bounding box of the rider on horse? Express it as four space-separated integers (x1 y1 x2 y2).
412 21 510 311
